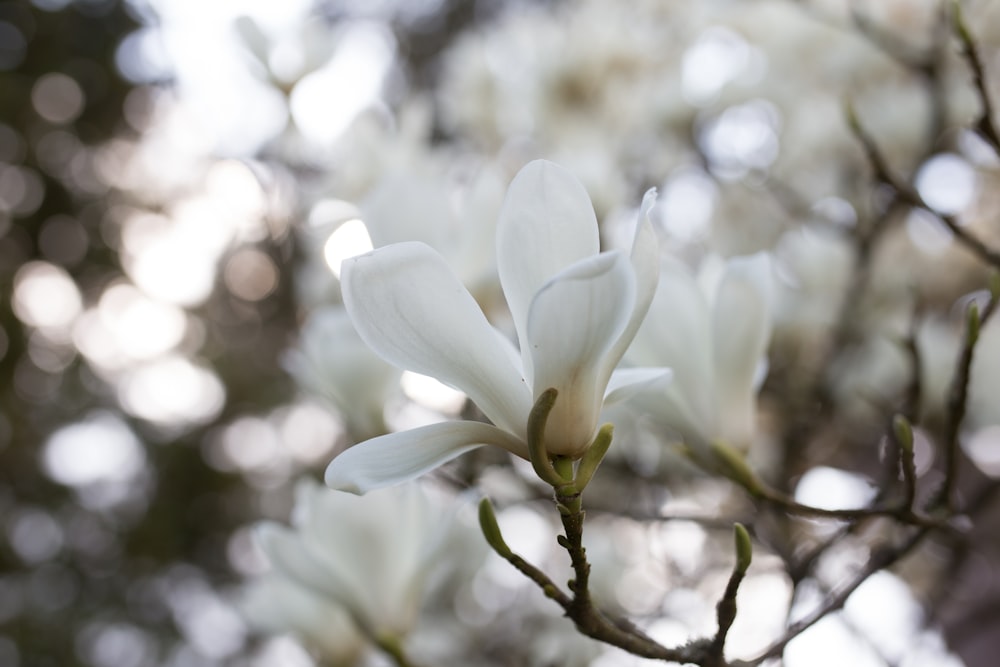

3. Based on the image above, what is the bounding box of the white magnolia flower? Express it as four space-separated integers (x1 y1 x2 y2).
626 253 773 452
326 160 666 493
254 480 479 643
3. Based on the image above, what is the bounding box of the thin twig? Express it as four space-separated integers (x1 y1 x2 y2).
953 3 1000 151
709 526 753 663
552 488 710 664
936 290 999 512
848 109 1000 270
734 528 929 666
713 451 954 530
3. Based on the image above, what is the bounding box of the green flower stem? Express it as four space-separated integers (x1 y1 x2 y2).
344 609 425 667
485 388 718 664
553 456 575 490
893 414 917 510
555 487 588 602
482 490 699 661
374 635 423 667
936 290 998 512
710 525 753 661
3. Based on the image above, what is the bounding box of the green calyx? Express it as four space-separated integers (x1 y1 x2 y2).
526 388 614 495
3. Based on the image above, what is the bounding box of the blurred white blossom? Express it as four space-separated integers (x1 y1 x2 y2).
360 160 507 308
252 480 483 650
240 574 365 666
283 306 400 441
626 253 773 453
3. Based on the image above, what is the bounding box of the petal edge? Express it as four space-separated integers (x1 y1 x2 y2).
325 421 529 494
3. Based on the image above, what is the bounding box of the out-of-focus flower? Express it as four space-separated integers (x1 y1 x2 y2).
234 14 339 89
437 0 688 217
626 253 773 453
283 306 400 441
253 481 481 647
326 160 667 493
360 160 507 309
436 0 981 245
240 574 365 666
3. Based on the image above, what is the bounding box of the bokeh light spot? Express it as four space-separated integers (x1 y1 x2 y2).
658 168 717 242
702 100 780 177
31 73 85 124
117 356 226 426
12 261 82 336
6 508 64 564
401 371 467 414
115 27 172 84
0 165 45 216
277 400 340 464
682 27 752 105
76 622 156 667
99 282 188 360
42 412 146 487
964 425 1000 477
223 247 279 301
217 417 282 471
323 218 373 277
915 153 976 215
794 466 876 511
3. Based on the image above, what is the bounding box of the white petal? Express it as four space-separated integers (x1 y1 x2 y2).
603 188 660 377
325 421 529 494
255 523 359 607
284 306 398 439
712 253 774 447
342 242 530 436
634 382 714 450
453 163 505 289
527 252 635 457
605 367 673 405
362 171 454 250
497 160 600 380
628 257 714 431
292 482 431 634
240 575 364 662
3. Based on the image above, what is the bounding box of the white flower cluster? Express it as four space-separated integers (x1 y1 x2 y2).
233 1 1000 665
